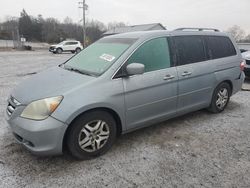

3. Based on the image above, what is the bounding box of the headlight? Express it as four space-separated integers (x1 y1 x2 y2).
21 96 63 120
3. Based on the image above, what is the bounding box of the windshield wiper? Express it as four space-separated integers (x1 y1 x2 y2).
63 65 96 77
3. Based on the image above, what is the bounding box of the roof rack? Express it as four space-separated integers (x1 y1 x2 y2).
175 28 220 32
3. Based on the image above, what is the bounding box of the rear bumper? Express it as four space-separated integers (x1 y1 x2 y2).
232 71 245 95
5 113 68 156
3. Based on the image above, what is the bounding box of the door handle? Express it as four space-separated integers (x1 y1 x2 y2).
163 74 175 80
181 71 192 77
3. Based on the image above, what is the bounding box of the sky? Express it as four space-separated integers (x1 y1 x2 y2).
0 0 249 34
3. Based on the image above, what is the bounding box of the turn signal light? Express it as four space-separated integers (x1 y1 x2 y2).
240 61 246 71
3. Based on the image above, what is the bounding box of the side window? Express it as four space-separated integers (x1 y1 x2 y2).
206 36 237 59
65 42 76 45
174 36 206 65
127 37 171 72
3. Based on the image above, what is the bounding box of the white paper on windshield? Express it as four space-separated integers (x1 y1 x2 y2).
100 53 115 62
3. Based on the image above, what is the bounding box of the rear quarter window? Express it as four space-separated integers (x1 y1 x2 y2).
206 36 237 59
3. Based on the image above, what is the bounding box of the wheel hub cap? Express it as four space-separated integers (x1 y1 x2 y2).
78 120 110 152
216 88 229 110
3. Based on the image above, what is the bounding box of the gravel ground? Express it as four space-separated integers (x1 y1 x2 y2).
0 50 250 188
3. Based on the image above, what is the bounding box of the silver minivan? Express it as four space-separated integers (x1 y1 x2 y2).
5 28 245 159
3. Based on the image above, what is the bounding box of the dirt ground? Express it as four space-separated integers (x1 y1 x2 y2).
0 50 250 188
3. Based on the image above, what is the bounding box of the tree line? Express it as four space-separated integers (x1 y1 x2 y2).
0 9 126 44
0 9 249 44
226 25 250 43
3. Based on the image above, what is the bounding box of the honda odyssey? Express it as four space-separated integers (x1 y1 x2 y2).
5 28 245 159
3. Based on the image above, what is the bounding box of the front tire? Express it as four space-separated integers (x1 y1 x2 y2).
56 48 63 54
208 82 231 113
66 111 117 160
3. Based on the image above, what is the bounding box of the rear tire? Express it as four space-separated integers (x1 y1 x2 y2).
66 111 117 160
208 82 231 113
75 48 81 54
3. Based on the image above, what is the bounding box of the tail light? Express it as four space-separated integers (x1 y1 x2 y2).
240 60 246 71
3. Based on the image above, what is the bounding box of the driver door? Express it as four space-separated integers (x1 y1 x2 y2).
122 37 178 130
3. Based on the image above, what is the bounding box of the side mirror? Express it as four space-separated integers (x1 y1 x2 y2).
126 63 145 76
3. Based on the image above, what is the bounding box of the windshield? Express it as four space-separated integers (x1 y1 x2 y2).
58 41 65 45
64 38 137 76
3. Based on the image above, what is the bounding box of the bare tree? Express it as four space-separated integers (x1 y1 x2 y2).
243 34 250 43
1 13 126 45
42 18 63 43
0 16 19 47
227 25 245 42
85 19 106 44
107 21 127 30
63 17 73 24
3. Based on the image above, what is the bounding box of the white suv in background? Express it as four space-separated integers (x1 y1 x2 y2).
49 41 83 54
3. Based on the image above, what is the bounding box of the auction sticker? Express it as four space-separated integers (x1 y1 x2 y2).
100 54 115 62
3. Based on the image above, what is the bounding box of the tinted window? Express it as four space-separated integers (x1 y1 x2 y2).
127 37 171 72
174 36 206 65
206 36 236 59
65 42 77 45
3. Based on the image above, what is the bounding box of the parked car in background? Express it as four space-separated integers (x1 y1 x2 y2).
242 50 250 76
6 28 245 160
49 41 83 54
240 49 248 53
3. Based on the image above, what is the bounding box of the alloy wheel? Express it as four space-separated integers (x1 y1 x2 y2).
76 48 81 53
216 88 229 110
78 120 110 152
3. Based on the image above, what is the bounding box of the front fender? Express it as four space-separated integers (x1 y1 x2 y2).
51 83 126 132
63 102 126 131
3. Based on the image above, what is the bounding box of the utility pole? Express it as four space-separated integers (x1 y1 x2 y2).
79 0 88 48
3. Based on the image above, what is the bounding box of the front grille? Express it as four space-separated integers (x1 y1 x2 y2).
49 47 55 50
6 96 21 117
246 60 250 65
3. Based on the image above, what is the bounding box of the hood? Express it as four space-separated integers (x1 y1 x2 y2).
11 66 95 104
242 51 250 60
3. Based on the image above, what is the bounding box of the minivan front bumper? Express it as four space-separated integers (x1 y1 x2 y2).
5 113 68 156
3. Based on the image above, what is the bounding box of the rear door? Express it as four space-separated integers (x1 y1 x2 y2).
70 42 78 50
63 42 72 51
173 35 215 114
121 37 178 130
64 42 77 51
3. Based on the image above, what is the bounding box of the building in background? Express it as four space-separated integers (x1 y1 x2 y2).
103 23 166 36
